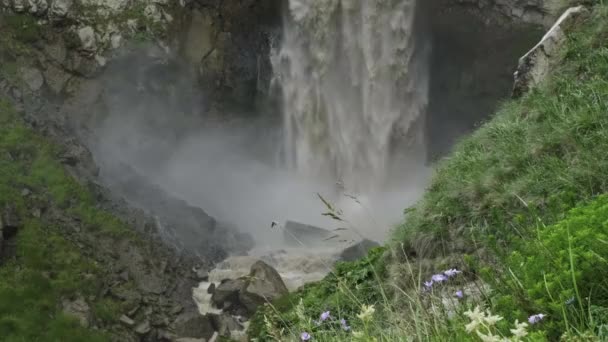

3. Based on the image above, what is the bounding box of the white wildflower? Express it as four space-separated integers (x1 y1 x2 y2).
464 306 485 332
510 320 529 339
483 311 503 326
357 304 376 322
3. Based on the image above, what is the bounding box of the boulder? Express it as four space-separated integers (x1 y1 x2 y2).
283 220 333 247
512 6 589 98
238 261 288 314
339 239 381 262
173 311 215 340
210 278 246 311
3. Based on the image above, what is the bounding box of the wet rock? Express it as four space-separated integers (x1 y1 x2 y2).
194 267 209 281
209 313 244 337
61 296 91 327
174 311 215 340
283 220 333 247
239 261 288 314
20 67 44 92
210 278 246 310
339 239 381 262
513 6 589 98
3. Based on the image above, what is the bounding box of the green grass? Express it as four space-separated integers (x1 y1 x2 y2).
252 3 608 341
0 99 138 340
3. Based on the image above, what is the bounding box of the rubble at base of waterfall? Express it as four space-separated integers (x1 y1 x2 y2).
189 221 381 340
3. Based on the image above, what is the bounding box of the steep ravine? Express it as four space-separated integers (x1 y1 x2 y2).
0 0 580 340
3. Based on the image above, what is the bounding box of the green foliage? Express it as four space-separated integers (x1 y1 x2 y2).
249 247 388 340
2 14 41 43
488 195 608 339
0 99 138 340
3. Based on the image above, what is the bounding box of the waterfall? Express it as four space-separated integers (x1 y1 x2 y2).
272 0 429 193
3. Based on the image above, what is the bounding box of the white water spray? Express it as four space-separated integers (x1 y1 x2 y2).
273 0 429 193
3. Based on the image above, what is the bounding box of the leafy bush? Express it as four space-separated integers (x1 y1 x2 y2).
487 195 608 339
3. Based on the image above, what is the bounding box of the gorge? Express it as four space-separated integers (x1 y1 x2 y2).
0 0 583 340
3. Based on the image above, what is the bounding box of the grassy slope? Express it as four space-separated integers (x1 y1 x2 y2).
0 100 134 340
397 7 608 256
251 3 608 341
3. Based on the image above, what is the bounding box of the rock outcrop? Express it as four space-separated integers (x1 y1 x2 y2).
210 261 288 317
433 0 574 27
512 5 589 97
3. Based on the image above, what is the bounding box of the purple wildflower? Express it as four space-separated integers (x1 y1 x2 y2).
528 314 546 325
444 268 462 278
424 280 434 290
320 311 331 321
431 274 448 283
340 318 351 331
301 332 311 341
455 290 464 299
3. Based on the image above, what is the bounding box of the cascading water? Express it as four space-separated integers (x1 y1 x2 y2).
272 0 429 193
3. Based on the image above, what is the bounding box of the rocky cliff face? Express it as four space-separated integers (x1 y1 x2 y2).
434 0 573 27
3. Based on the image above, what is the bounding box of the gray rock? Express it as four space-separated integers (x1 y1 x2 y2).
20 67 44 92
339 239 381 262
61 296 91 327
210 278 246 310
134 320 151 335
12 0 26 12
42 64 71 94
512 6 589 97
209 313 243 337
49 0 72 18
77 26 97 53
239 261 288 314
27 0 48 15
173 311 215 340
120 315 135 327
283 220 333 247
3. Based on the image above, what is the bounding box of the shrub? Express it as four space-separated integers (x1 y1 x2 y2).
488 195 608 339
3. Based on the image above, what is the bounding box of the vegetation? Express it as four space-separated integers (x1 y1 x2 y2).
0 100 134 340
252 3 608 341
